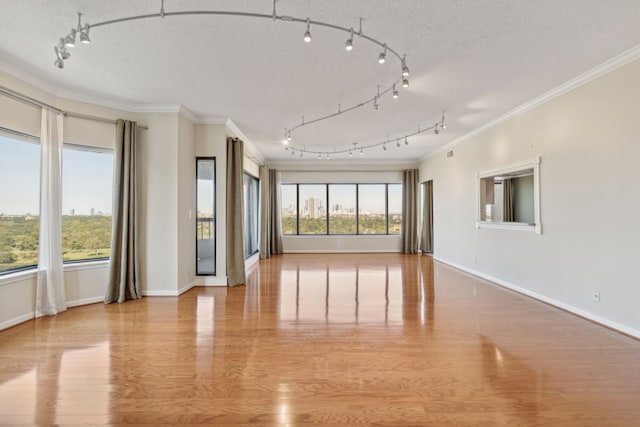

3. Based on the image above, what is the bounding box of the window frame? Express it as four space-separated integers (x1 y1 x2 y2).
196 157 216 276
476 157 541 234
281 183 402 236
61 142 114 265
243 171 260 259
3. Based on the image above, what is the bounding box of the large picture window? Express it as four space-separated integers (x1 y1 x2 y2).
298 184 327 235
0 131 40 274
281 183 402 236
61 144 113 262
281 184 297 235
328 184 356 234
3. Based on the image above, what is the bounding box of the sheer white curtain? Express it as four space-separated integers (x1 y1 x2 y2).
35 109 66 317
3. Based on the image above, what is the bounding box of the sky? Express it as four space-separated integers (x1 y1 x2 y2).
0 134 113 216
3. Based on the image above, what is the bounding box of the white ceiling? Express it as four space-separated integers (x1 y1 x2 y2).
1 0 638 163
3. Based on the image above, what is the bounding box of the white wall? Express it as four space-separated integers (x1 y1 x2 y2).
178 115 196 293
419 58 640 337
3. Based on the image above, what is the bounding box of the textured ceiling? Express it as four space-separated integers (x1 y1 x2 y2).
0 0 638 162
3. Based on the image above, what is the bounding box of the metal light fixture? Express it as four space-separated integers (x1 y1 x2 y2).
378 43 387 64
345 28 353 51
401 55 410 77
402 78 409 88
392 84 398 99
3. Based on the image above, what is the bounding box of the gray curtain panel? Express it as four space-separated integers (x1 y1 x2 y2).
269 169 283 255
503 178 514 222
420 180 433 253
259 167 283 259
402 169 420 254
105 119 141 304
226 137 246 286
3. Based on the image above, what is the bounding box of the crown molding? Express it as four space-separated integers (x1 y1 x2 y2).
0 59 61 96
420 44 640 163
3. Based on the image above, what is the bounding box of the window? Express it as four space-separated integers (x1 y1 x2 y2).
243 173 259 258
358 184 387 234
298 184 327 235
477 157 541 234
61 144 113 262
387 184 402 234
0 131 40 274
281 183 402 236
196 158 215 275
281 184 297 235
328 184 356 234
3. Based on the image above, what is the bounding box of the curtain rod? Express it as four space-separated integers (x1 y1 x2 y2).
0 85 148 130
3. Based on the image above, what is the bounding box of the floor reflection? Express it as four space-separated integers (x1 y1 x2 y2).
272 254 434 327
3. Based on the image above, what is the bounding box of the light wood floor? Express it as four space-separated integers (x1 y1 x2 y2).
1 254 640 425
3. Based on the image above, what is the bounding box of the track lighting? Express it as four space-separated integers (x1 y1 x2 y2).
378 43 387 64
345 28 353 51
55 4 426 150
303 17 312 43
282 112 445 159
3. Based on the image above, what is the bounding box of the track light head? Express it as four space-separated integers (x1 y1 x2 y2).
434 123 440 134
396 139 401 148
378 43 387 64
359 148 363 155
401 56 410 77
318 153 322 160
64 28 77 48
383 144 387 150
392 84 398 99
349 150 353 157
79 25 91 44
402 78 409 88
345 28 353 51
326 153 330 160
54 58 64 69
303 18 311 43
404 137 409 146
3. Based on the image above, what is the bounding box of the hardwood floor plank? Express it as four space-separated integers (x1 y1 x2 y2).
1 253 640 425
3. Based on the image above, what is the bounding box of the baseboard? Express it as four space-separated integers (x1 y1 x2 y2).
67 296 104 307
178 281 194 296
0 311 35 331
194 276 228 287
142 289 181 296
434 256 640 340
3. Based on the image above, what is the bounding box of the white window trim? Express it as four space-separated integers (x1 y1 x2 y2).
476 157 542 234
